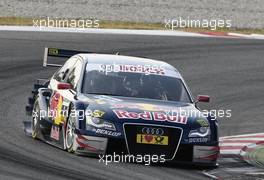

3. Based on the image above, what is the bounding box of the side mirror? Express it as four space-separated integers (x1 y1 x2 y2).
197 95 210 103
57 82 72 90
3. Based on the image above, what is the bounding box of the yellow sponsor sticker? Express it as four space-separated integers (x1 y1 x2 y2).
92 110 105 118
196 119 209 127
136 134 168 145
48 48 59 55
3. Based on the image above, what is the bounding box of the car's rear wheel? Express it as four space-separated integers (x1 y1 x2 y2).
65 114 76 153
31 101 40 139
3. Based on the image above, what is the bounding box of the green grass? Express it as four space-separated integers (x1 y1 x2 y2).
0 17 264 34
247 146 264 166
0 17 33 26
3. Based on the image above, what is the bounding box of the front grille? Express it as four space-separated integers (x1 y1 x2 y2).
124 124 182 159
106 138 128 155
174 144 193 162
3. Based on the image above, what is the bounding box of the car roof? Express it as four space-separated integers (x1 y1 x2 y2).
79 54 178 71
75 54 191 101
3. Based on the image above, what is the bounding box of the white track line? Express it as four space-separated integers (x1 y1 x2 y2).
202 171 218 179
228 33 254 38
0 25 209 37
251 34 264 39
0 25 263 40
229 33 264 39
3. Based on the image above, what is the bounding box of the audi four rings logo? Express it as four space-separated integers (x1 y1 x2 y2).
142 127 164 136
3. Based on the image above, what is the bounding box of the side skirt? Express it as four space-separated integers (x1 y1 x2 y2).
23 120 66 150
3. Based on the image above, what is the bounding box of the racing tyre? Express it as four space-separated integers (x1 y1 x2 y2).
31 100 40 139
65 112 76 153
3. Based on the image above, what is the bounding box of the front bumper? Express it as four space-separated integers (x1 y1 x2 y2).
73 134 108 155
74 129 218 166
193 145 219 164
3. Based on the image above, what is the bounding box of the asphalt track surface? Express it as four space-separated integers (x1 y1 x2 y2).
0 31 263 180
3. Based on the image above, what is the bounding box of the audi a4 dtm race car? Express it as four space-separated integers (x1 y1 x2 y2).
25 48 219 166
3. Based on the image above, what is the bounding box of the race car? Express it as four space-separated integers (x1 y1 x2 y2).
25 47 219 166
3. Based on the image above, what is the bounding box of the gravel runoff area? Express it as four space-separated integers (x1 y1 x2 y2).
0 0 264 29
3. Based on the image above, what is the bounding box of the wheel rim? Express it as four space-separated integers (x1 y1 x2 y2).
66 116 75 149
32 103 39 138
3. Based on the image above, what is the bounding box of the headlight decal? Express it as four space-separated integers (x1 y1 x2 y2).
188 118 211 138
188 127 211 138
86 109 116 131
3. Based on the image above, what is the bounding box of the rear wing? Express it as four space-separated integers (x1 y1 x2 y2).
43 47 93 67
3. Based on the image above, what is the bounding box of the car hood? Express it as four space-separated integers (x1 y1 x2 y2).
78 94 207 126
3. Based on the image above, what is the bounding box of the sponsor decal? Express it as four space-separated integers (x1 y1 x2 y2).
113 110 187 124
114 110 152 120
50 92 66 125
94 129 121 137
142 127 164 136
92 110 105 118
196 119 209 127
111 103 172 112
185 137 209 143
50 125 60 140
100 64 165 75
136 134 168 145
136 126 168 145
48 48 59 55
119 65 165 75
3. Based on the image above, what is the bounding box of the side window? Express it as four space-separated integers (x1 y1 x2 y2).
53 57 77 82
66 60 83 90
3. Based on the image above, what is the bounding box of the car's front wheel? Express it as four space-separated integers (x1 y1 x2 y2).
31 100 40 139
65 114 76 153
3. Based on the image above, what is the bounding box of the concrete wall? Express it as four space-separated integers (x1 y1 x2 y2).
0 0 263 28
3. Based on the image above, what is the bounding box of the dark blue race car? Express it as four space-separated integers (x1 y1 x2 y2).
25 48 219 166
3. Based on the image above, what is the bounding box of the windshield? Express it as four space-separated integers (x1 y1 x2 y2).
82 63 191 103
